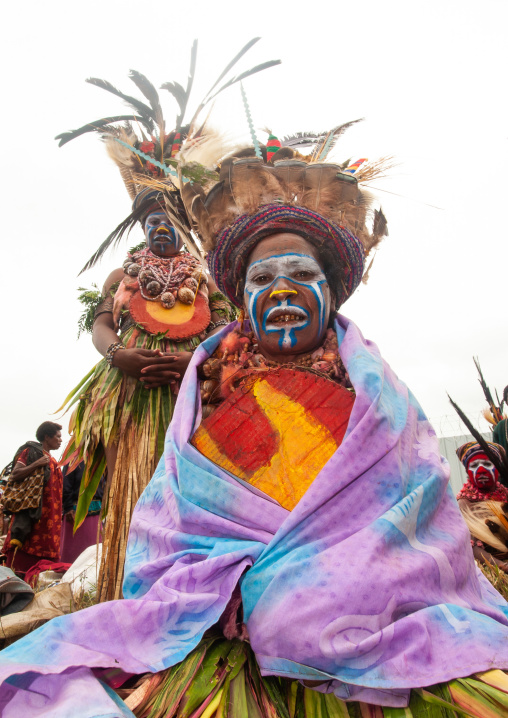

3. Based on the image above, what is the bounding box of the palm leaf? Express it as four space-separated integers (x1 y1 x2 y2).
476 669 508 694
54 364 98 413
228 667 248 717
55 115 145 147
74 449 106 530
138 641 208 717
178 640 232 716
413 687 477 717
382 707 412 718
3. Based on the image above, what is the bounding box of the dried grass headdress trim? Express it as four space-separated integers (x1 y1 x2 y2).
207 204 365 308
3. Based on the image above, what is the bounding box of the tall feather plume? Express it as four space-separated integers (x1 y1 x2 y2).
448 394 508 482
128 70 164 146
474 357 504 424
187 39 281 136
310 119 364 163
161 39 197 132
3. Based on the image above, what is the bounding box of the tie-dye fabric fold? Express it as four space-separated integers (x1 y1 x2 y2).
1 315 508 716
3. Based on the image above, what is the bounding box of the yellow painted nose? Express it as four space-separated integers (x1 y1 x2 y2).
269 288 298 298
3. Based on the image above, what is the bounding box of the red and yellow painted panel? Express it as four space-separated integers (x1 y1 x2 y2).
192 369 354 510
129 291 210 339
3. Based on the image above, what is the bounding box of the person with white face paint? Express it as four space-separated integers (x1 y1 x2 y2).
7 135 508 717
456 440 508 572
244 235 332 360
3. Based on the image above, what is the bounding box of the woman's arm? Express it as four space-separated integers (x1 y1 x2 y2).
10 456 49 482
92 268 181 386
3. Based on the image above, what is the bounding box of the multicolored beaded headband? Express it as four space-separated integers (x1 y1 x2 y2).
456 441 506 467
207 203 365 308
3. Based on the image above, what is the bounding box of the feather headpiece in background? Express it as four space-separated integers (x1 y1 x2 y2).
55 39 281 272
449 394 508 483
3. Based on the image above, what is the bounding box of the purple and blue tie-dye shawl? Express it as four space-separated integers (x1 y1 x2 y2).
2 315 508 716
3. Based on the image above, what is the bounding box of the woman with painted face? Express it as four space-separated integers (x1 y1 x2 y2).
456 441 508 572
9 138 508 716
61 187 234 603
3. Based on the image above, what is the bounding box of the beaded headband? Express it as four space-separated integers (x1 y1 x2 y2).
207 204 365 308
456 441 506 467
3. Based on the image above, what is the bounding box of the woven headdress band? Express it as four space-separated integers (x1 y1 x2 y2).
456 441 506 467
207 204 365 308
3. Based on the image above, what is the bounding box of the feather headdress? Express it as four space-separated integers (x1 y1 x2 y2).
55 39 281 272
159 121 390 306
449 394 508 483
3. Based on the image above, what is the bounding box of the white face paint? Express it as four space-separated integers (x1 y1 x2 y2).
244 253 329 350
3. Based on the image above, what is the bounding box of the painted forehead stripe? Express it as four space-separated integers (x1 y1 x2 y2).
247 252 324 269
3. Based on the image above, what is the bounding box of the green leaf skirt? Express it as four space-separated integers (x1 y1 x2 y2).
115 634 508 718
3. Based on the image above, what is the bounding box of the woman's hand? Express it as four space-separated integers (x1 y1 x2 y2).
32 455 50 468
112 347 179 384
139 351 194 389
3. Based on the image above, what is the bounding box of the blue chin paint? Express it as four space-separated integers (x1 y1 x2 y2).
244 253 328 351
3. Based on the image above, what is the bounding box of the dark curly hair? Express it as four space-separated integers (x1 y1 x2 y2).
35 421 62 442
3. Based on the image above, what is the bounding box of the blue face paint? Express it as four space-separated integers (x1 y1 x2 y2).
144 212 182 256
244 253 329 352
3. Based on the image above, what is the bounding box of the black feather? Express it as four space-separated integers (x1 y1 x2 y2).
207 60 281 104
373 209 388 238
161 39 198 131
188 38 280 131
55 116 144 147
448 394 508 483
474 357 496 409
86 77 155 132
160 81 187 119
78 202 155 275
206 37 261 96
128 70 164 130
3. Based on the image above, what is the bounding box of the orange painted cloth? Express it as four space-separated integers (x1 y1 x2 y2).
3 450 63 561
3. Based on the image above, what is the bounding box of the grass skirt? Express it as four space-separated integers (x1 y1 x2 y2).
115 634 508 717
62 325 202 601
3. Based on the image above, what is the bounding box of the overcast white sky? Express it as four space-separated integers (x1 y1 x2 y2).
0 0 506 467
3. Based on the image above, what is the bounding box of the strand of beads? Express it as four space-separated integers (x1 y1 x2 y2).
122 249 205 308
